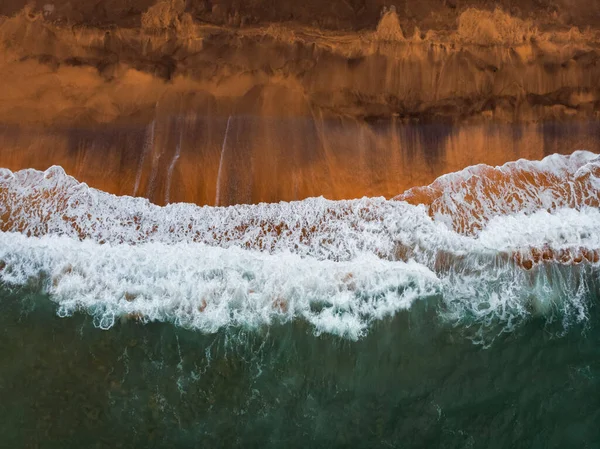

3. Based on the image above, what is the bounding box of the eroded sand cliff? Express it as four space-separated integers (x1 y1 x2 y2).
0 1 599 205
1 2 600 125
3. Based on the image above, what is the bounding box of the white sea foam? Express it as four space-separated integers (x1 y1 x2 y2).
1 164 465 263
478 207 600 252
0 232 439 339
396 150 600 234
0 151 599 337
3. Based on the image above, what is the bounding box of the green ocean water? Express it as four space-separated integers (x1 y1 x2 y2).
1 286 599 449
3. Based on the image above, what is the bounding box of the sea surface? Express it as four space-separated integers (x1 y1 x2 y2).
1 151 599 448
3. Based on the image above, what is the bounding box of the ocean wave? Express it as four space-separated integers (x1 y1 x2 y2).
0 151 599 337
0 232 440 340
396 150 600 234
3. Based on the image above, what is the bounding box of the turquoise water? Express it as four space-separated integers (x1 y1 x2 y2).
1 285 599 449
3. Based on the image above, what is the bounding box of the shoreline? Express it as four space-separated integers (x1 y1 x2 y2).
1 119 598 206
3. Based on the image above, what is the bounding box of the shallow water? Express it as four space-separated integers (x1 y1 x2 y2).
1 149 600 447
1 286 599 448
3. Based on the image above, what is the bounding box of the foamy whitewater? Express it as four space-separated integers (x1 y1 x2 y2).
1 151 599 339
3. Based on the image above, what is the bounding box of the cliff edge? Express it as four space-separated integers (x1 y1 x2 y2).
1 1 600 125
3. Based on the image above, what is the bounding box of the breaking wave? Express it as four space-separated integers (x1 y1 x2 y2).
1 151 599 339
396 150 600 234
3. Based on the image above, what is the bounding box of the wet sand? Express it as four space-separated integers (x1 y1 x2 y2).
1 120 599 206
